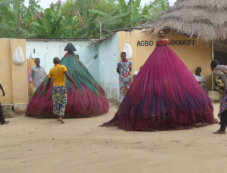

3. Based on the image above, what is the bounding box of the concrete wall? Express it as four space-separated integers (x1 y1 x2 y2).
0 39 13 104
98 34 120 99
117 30 212 88
26 40 99 81
26 39 119 99
26 30 213 101
0 31 213 104
0 39 28 104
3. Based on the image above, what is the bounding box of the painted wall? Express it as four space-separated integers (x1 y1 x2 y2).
26 39 119 99
0 31 213 104
0 39 13 104
117 30 212 88
26 40 99 82
98 34 120 99
0 39 28 104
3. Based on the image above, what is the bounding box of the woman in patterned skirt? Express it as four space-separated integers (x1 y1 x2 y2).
117 52 132 101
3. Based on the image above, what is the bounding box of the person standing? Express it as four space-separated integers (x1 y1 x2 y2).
117 52 132 101
0 82 9 125
193 67 207 92
29 58 46 92
211 60 225 94
45 57 77 124
211 60 227 134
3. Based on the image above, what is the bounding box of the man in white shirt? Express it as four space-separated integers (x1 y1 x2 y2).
193 67 207 92
29 58 46 92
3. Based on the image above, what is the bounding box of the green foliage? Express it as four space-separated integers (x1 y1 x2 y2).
30 3 65 38
147 0 169 18
0 0 28 37
0 0 170 38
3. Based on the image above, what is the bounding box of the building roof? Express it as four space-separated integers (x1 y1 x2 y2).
139 0 227 41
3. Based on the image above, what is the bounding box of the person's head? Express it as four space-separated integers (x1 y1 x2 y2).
121 52 127 61
158 30 166 38
210 60 219 71
53 57 60 64
35 58 40 66
195 67 202 75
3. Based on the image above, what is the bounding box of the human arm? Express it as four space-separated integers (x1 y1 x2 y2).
0 84 5 96
65 72 77 89
117 63 121 74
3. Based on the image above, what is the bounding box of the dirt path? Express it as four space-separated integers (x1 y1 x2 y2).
0 103 226 173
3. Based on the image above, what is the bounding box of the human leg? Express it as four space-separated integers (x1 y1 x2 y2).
220 111 227 131
54 86 67 124
52 86 60 116
119 78 124 101
0 103 9 125
0 103 5 124
214 110 227 134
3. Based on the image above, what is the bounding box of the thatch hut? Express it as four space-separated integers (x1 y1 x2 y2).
137 0 227 89
113 0 227 90
141 0 227 41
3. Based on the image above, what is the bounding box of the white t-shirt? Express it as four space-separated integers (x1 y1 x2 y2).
193 74 205 83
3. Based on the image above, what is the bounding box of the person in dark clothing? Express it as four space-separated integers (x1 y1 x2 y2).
211 60 227 134
214 73 227 134
0 83 9 125
218 110 227 133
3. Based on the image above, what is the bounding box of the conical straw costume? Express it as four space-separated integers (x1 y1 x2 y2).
103 39 215 131
26 43 109 118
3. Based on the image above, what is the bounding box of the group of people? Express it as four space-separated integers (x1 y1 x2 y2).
30 57 77 123
117 55 207 100
116 53 227 134
26 43 109 119
1 35 227 135
1 55 76 124
114 32 226 134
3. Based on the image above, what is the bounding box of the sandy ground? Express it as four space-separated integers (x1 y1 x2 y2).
0 103 227 173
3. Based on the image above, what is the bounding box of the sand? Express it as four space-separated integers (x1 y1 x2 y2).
0 103 227 173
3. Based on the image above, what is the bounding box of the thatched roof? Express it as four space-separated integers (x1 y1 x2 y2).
140 0 227 41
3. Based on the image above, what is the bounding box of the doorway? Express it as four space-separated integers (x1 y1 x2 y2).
214 40 227 64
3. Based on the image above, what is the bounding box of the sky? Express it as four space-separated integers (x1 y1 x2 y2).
24 0 177 9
